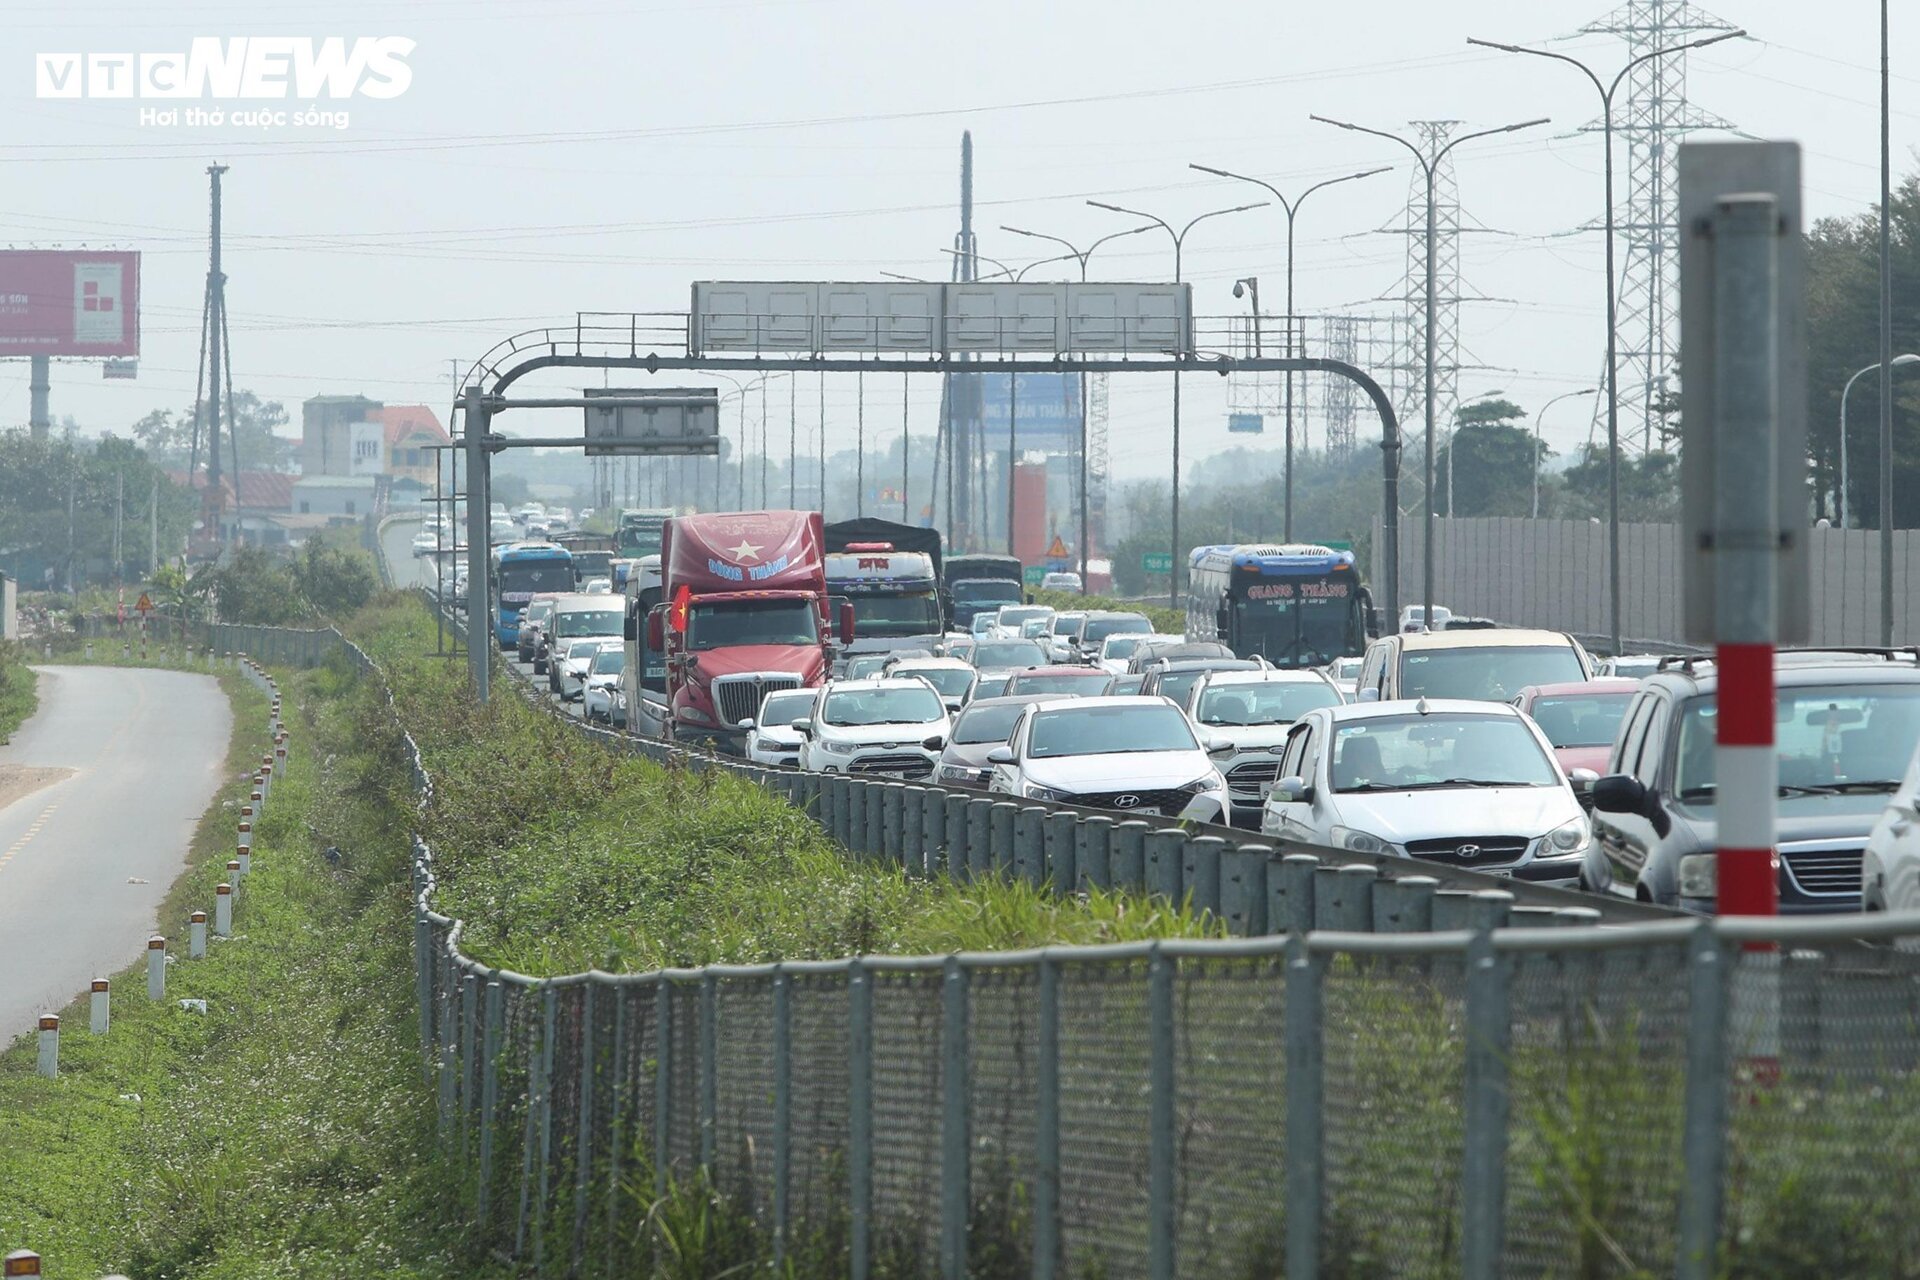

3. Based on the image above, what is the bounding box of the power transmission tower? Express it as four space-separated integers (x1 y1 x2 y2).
1322 316 1361 457
1579 0 1737 452
1087 371 1110 557
1381 122 1467 481
189 163 236 543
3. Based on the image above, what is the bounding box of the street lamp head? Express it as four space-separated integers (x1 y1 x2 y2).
1896 354 1920 368
1232 279 1246 299
1503 117 1552 134
1465 36 1529 54
1188 163 1235 180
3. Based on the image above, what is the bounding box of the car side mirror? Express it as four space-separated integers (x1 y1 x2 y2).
1568 767 1600 792
793 723 813 739
1590 773 1646 814
986 746 1015 765
923 735 945 752
646 605 666 651
1357 688 1381 703
737 717 755 730
1273 775 1313 804
624 612 637 641
1206 736 1235 758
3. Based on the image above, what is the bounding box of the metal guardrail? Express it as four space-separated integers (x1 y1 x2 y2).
212 609 1920 1280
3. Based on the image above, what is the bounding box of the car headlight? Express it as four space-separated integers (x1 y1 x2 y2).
818 736 857 756
1178 772 1225 795
678 705 712 725
1023 781 1069 802
1330 825 1393 855
1542 816 1591 858
1677 853 1718 900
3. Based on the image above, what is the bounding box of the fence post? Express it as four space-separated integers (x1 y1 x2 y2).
940 955 971 1280
1221 844 1271 936
773 966 792 1274
966 797 993 882
460 973 479 1171
654 979 673 1200
1110 819 1148 888
1044 811 1078 895
849 958 873 1280
415 910 433 1068
902 786 927 875
1461 890 1514 1279
1015 806 1047 887
437 952 457 1140
608 987 630 1272
533 986 558 1273
1035 952 1061 1280
881 783 905 865
988 801 1018 880
1078 816 1113 893
1182 835 1225 920
1145 828 1185 905
479 979 503 1220
573 982 597 1270
1276 854 1319 934
1147 942 1175 1280
1284 933 1324 1280
1677 921 1731 1280
699 972 718 1175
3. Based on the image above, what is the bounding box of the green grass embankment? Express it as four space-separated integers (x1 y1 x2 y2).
0 643 38 743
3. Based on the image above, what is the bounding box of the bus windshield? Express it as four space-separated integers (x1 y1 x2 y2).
499 558 574 602
1229 588 1362 668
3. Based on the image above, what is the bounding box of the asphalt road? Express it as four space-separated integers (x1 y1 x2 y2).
0 665 232 1041
380 515 438 591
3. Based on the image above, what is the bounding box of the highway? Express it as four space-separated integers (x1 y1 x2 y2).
0 664 232 1040
380 514 439 591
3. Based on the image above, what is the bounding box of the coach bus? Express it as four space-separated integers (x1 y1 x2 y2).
1185 543 1377 669
494 542 575 647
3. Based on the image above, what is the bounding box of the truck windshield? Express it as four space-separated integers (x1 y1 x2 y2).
951 580 1020 603
848 592 941 635
554 608 625 638
688 599 819 650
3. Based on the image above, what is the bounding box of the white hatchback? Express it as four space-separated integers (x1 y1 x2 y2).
986 696 1232 821
795 678 951 781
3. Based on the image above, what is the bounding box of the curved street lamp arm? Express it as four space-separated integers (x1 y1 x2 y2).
1310 115 1429 173
1435 117 1550 164
1178 200 1269 242
1000 224 1082 261
1612 29 1746 96
1087 199 1176 245
1467 37 1607 98
1297 165 1393 209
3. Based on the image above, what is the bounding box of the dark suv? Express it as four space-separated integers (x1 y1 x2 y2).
1583 651 1920 913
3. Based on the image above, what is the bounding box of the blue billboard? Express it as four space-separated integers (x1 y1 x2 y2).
977 372 1083 454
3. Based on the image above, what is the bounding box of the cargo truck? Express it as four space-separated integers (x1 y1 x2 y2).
944 553 1026 630
644 510 853 751
824 518 945 641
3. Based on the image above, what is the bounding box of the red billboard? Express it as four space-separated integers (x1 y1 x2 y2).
0 251 140 357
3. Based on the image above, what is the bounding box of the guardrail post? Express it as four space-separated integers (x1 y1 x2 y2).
819 773 838 838
849 959 873 1280
773 966 792 1273
1078 816 1113 893
1110 819 1148 889
881 783 905 865
940 956 971 1280
1221 845 1271 936
1373 874 1438 933
901 786 926 875
1275 854 1318 934
1044 811 1077 894
966 798 993 881
1014 806 1047 887
1677 920 1731 1280
1035 952 1061 1280
1431 888 1475 932
865 780 886 859
479 979 503 1220
1144 828 1185 905
415 910 433 1064
1147 943 1176 1280
460 973 479 1170
1182 835 1225 920
654 979 673 1200
1461 890 1514 1279
988 802 1018 880
1316 863 1377 933
1284 933 1324 1280
437 952 457 1139
834 777 857 850
699 973 718 1174
930 791 958 878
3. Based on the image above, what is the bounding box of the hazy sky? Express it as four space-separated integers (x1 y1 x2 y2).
1 0 1912 483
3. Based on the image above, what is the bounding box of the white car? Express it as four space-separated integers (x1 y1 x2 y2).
1041 570 1083 592
795 678 951 780
1259 699 1592 888
992 604 1055 640
883 656 979 712
1184 669 1349 827
985 695 1232 821
1597 654 1664 680
966 638 1051 688
582 646 627 723
1322 655 1365 692
1398 604 1454 634
746 687 819 768
1859 737 1920 918
556 637 618 702
1045 612 1088 662
1095 632 1181 677
411 529 440 557
583 577 613 595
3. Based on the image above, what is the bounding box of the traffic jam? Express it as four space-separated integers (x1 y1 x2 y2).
484 506 1920 919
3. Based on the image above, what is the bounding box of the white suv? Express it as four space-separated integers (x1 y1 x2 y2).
795 678 951 781
986 695 1231 821
1184 669 1348 827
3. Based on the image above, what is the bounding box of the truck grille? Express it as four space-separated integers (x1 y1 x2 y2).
1781 846 1865 897
1403 836 1531 868
712 673 802 729
1225 760 1283 793
849 754 933 780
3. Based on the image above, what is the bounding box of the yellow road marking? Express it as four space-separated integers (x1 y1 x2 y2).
0 801 60 873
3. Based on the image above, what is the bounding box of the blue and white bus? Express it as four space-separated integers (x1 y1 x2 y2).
1185 543 1376 669
495 542 575 647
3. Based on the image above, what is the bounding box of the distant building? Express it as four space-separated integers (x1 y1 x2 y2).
374 405 450 486
302 394 383 478
292 474 380 518
166 468 299 545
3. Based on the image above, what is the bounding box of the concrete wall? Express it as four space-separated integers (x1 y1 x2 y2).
1377 516 1920 650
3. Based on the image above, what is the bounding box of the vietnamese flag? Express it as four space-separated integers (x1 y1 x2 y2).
669 583 692 633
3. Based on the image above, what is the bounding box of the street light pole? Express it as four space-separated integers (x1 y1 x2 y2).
1088 198 1270 610
1840 355 1920 528
1002 223 1158 593
1531 388 1597 518
1467 30 1744 653
1312 114 1546 632
1189 163 1390 540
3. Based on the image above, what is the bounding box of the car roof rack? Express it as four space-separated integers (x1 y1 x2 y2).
1775 646 1920 663
1655 654 1714 675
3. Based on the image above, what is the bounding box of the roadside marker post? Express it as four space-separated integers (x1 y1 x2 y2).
214 882 233 937
36 1015 58 1078
238 818 251 853
89 978 109 1034
237 842 251 878
3 1250 42 1277
190 910 208 958
146 935 166 1000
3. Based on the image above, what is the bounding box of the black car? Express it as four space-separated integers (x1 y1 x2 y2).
1585 652 1920 914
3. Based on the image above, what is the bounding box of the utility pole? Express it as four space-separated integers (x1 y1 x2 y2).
28 357 50 442
1881 0 1896 643
149 476 158 573
113 471 124 582
194 163 232 544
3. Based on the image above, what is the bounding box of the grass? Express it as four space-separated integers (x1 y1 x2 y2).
1029 587 1185 634
0 641 38 743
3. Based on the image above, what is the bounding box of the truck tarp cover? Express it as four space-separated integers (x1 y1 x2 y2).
823 517 941 582
664 509 825 593
944 554 1023 587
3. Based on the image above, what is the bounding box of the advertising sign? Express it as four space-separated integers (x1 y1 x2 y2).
978 372 1082 453
0 251 140 357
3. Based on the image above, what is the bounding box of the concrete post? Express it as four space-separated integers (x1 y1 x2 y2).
37 1015 58 1078
965 798 993 881
89 978 109 1034
989 802 1018 879
1110 820 1149 888
190 910 208 959
1144 828 1185 904
1220 845 1272 936
1045 811 1078 894
1181 835 1225 920
147 935 167 1000
3 1250 42 1277
1275 854 1318 934
1014 807 1047 887
1078 816 1113 893
237 842 251 878
214 882 233 937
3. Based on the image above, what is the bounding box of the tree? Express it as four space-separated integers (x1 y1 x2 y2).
1433 400 1539 517
129 390 296 473
1556 444 1681 523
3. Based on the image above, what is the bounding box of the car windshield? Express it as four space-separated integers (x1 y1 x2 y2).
823 685 946 727
523 603 553 625
971 615 1000 636
1398 644 1586 701
757 691 815 727
589 650 626 675
1051 615 1086 636
972 641 1048 670
1331 715 1560 792
687 599 819 650
952 702 1033 744
1196 681 1344 726
1028 704 1199 759
952 580 1020 603
1082 615 1152 644
1107 675 1145 696
1102 634 1153 659
555 608 625 638
998 606 1053 628
567 639 605 661
846 656 891 679
1008 671 1110 695
1673 684 1920 802
1528 692 1633 749
1607 657 1662 678
1154 671 1212 708
897 666 974 698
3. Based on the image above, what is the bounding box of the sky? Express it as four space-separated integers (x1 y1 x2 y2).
0 0 1913 486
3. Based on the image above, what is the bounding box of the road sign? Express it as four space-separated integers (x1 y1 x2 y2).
583 388 721 457
1045 534 1069 560
1142 551 1173 574
1228 412 1264 434
134 592 153 615
978 372 1083 453
1022 565 1046 587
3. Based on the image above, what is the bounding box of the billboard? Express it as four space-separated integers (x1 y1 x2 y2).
978 372 1083 453
584 387 721 457
0 251 139 357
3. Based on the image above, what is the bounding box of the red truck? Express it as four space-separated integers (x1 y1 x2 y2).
646 509 853 751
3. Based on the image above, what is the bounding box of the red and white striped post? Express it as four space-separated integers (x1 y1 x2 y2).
36 1015 58 1078
90 978 110 1034
146 935 167 1000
